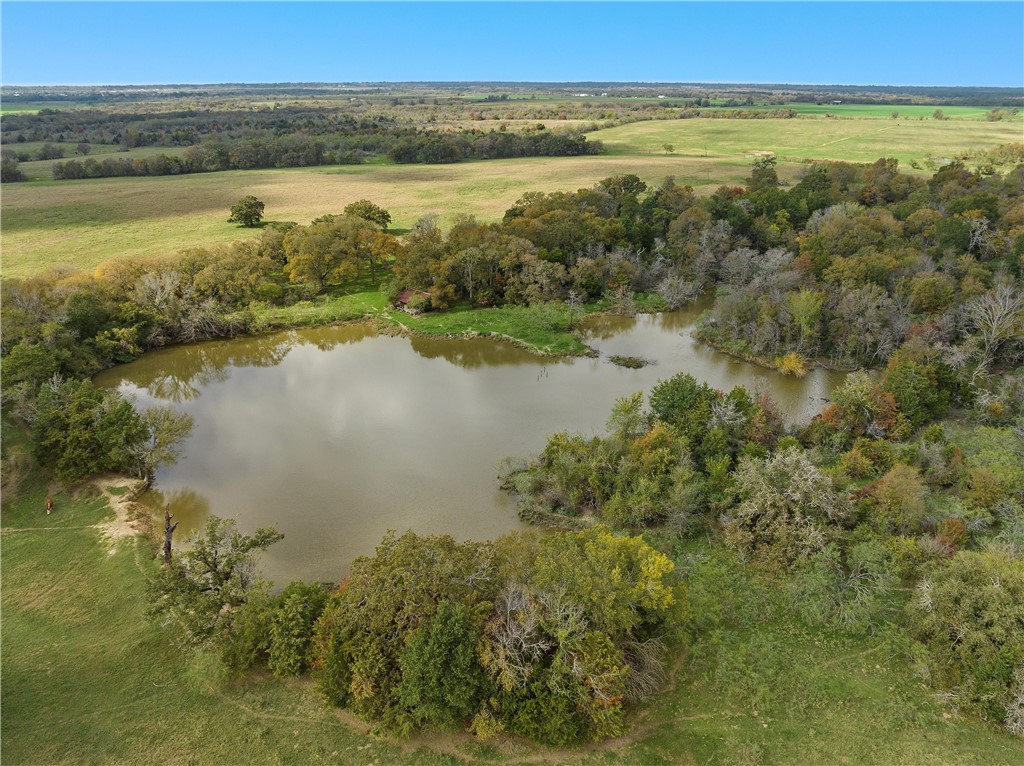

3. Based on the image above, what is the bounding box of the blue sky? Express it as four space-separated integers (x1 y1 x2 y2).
2 2 1022 87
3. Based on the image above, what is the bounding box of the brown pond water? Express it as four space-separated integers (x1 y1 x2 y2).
94 306 847 583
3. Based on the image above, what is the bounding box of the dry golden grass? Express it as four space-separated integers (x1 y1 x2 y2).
2 156 758 277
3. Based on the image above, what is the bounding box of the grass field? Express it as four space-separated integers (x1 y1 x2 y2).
589 117 1023 166
3 447 1022 766
1 155 758 278
779 103 1017 120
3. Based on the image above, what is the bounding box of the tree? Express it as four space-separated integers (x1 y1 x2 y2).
146 516 283 644
907 550 1024 733
32 379 146 485
724 447 852 570
962 284 1024 383
531 527 676 638
747 155 779 191
343 199 392 230
268 581 330 677
227 195 265 227
282 217 379 290
130 406 195 485
1 154 26 182
398 599 485 731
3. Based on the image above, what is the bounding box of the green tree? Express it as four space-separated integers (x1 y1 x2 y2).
282 217 379 290
129 406 195 485
786 288 824 353
32 379 146 484
398 599 485 731
343 199 392 230
227 195 265 227
311 531 493 722
146 516 283 644
1 153 26 182
747 155 779 191
907 550 1024 732
531 527 676 638
268 581 330 677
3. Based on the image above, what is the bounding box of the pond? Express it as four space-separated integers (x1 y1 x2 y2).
95 305 847 583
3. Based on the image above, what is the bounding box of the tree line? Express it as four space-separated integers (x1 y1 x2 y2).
41 129 599 180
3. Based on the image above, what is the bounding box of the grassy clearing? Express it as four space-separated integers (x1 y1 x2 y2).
589 117 1023 166
2 156 752 278
242 288 390 330
393 302 591 356
3 109 1019 280
3 456 1021 765
777 103 1017 120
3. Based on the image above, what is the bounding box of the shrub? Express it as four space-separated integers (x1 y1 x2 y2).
268 581 330 677
867 464 927 535
724 447 852 570
907 550 1024 733
775 352 808 377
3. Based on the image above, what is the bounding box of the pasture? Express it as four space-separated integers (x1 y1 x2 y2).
779 103 1016 119
589 116 1022 166
1 155 758 278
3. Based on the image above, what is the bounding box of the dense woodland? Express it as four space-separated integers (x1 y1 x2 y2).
2 153 1023 743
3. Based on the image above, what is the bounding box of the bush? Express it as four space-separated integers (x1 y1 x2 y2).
268 581 330 677
775 352 808 377
724 447 852 570
790 541 897 633
907 550 1024 733
867 464 927 535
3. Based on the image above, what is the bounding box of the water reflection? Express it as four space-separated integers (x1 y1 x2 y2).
142 486 212 521
95 308 847 583
408 334 571 370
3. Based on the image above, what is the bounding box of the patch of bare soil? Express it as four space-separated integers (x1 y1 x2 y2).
92 474 151 551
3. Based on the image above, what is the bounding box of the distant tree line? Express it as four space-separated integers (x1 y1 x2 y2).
46 130 599 179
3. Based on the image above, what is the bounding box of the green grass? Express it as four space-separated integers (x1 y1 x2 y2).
394 302 591 356
589 117 1023 167
1 156 751 278
241 287 390 331
777 103 1019 120
2 108 1021 280
3 456 1021 765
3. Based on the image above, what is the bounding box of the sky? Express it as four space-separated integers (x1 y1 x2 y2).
2 2 1022 88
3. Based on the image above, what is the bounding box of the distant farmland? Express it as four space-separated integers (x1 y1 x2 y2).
587 114 1022 166
1 155 763 278
3 106 1020 278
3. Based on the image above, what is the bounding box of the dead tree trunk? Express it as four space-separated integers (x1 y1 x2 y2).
162 509 179 566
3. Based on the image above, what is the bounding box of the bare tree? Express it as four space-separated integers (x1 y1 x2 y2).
964 284 1024 383
162 509 179 565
